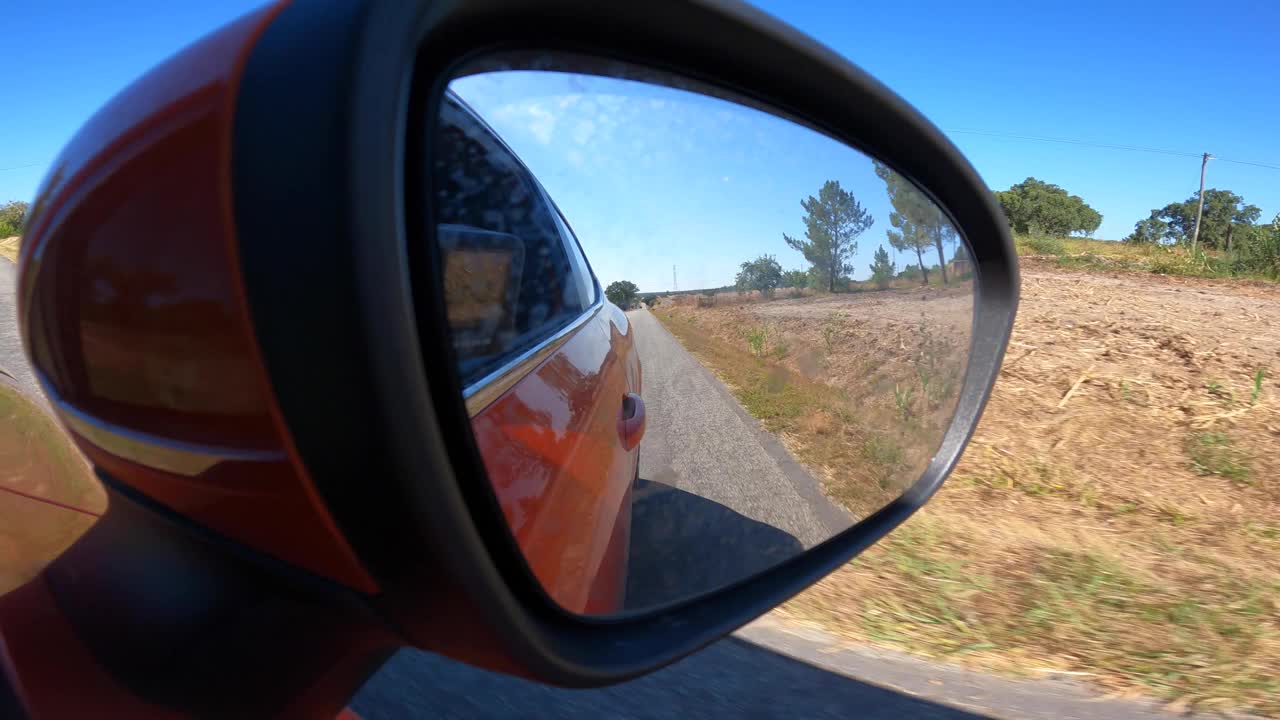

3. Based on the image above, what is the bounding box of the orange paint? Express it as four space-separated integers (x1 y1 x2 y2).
16 1 375 594
472 305 641 614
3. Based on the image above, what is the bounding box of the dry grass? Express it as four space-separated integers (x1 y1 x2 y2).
0 236 19 264
663 287 815 308
1018 234 1280 284
656 283 972 521
660 269 1280 715
659 311 902 515
1018 235 1157 260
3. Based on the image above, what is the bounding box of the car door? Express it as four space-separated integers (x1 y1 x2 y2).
433 95 640 615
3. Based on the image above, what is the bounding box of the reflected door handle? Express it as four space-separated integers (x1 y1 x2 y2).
618 392 645 451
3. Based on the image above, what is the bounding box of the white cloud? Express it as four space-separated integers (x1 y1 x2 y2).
571 119 596 146
526 103 556 145
492 101 556 145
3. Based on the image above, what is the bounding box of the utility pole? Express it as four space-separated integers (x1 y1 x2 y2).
1190 152 1212 253
672 265 677 292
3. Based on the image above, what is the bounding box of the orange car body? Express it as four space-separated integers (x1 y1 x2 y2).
471 300 642 615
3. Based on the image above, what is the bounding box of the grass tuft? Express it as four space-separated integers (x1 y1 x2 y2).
1187 431 1251 484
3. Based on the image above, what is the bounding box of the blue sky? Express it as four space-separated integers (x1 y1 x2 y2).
5 0 1278 292
452 71 922 292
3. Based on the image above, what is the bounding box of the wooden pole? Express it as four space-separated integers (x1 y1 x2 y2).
1190 152 1210 253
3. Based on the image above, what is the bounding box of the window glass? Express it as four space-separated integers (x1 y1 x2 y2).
548 201 597 310
433 95 595 386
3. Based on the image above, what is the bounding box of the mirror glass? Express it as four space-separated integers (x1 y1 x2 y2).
429 56 976 617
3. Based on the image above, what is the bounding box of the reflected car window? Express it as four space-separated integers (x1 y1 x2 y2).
433 95 597 387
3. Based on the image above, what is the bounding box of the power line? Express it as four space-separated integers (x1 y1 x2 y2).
1216 156 1280 172
946 128 1280 171
0 162 44 173
945 128 1201 158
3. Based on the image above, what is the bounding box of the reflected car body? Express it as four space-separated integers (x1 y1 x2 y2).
470 302 642 614
441 97 643 615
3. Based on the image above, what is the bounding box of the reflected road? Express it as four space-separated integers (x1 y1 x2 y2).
629 307 849 545
622 306 852 609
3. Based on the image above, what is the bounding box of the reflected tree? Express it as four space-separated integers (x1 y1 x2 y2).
869 245 895 289
735 254 783 298
874 162 956 286
783 180 873 293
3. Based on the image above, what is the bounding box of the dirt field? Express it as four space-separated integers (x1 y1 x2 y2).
657 269 1280 714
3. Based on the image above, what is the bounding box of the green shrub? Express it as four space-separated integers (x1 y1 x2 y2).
745 325 768 356
1228 218 1280 279
0 200 28 237
1022 233 1066 256
1147 247 1228 277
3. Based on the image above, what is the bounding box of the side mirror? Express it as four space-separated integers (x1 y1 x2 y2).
9 0 1017 714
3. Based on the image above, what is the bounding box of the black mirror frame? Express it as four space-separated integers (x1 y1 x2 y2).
232 0 1018 688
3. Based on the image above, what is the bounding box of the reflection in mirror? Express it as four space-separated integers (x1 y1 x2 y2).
429 57 975 617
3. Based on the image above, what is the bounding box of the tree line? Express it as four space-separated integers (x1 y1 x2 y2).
595 165 1280 309
990 175 1278 278
733 162 968 298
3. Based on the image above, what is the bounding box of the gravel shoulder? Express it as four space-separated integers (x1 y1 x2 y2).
0 260 45 405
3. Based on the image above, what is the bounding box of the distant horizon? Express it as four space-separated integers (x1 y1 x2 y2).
633 247 972 295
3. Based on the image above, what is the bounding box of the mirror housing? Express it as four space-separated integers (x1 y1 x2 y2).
11 0 1017 710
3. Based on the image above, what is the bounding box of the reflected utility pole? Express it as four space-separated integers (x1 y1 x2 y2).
1190 152 1213 253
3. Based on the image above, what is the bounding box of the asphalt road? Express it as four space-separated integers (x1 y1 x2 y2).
355 616 1196 720
353 637 987 720
623 307 851 610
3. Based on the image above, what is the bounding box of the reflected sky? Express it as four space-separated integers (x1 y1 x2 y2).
451 70 914 294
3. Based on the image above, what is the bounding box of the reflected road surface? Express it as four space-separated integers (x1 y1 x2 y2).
353 638 986 720
629 307 849 545
622 307 851 610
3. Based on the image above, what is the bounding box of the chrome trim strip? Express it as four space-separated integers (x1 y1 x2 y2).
37 373 287 477
463 298 604 417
